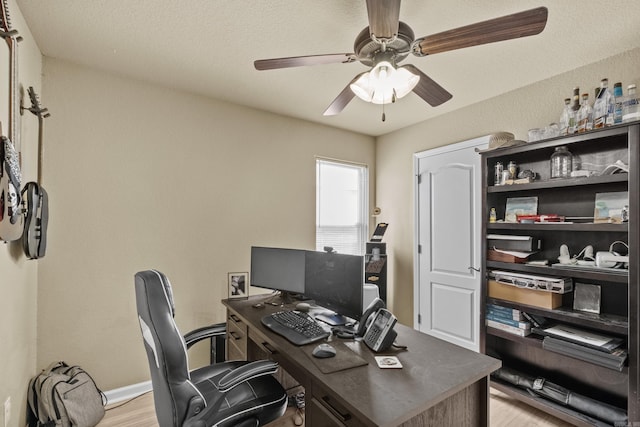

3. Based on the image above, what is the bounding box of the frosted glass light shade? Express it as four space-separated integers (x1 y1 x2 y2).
350 61 420 105
394 66 420 98
350 72 374 102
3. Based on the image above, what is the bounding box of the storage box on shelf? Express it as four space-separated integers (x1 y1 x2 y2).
480 122 639 426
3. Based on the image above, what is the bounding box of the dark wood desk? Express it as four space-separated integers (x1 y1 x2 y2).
223 296 501 426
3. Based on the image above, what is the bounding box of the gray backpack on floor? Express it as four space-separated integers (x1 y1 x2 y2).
27 361 106 427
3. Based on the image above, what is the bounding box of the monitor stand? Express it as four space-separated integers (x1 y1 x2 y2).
277 291 303 305
315 311 348 326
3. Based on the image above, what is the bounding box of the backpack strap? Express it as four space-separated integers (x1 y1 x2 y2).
43 361 67 375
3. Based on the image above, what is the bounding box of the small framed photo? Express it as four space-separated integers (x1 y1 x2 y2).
505 196 538 223
594 191 628 224
228 272 248 299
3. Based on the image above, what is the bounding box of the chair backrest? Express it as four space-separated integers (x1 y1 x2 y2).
135 270 204 427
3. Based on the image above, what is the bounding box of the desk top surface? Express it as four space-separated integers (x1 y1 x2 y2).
223 296 501 426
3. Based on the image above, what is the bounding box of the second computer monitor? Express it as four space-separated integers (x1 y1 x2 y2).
304 250 364 324
250 246 306 296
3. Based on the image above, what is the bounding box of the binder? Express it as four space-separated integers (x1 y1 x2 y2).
487 234 541 252
542 336 627 371
534 324 624 353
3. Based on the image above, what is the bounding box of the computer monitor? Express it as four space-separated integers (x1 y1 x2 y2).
250 246 306 299
304 250 364 326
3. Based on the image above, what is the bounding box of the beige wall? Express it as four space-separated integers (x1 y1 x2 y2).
0 1 42 426
377 48 640 327
4 3 640 421
37 58 375 391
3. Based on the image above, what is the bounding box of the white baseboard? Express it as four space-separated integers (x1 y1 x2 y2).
104 380 152 405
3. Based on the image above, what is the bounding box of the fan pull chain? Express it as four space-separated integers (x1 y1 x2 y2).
381 103 385 122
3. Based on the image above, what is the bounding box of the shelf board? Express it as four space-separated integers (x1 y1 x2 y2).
490 380 622 427
486 222 628 232
488 173 628 193
486 298 629 335
481 123 636 158
486 326 543 348
486 261 628 283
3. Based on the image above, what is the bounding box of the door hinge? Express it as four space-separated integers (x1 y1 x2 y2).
418 244 422 254
416 174 422 184
418 314 422 324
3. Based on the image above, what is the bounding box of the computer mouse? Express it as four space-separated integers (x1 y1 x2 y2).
312 343 336 358
295 302 311 312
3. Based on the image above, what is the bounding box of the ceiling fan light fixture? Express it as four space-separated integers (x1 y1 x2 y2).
350 72 375 102
394 65 420 98
350 61 420 105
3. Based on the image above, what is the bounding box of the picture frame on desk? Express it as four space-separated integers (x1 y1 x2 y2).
228 272 248 299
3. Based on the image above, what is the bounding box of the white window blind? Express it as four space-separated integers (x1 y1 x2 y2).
316 159 368 256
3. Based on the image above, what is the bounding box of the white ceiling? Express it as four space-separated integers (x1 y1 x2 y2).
15 0 640 137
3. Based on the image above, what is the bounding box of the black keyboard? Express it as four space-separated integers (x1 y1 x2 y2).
261 310 330 346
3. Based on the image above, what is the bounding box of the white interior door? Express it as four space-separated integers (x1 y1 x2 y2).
413 136 488 352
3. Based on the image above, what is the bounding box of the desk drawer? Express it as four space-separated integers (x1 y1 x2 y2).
310 384 366 427
308 398 346 427
226 312 248 360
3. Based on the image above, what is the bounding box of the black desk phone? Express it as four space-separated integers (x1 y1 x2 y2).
357 298 398 352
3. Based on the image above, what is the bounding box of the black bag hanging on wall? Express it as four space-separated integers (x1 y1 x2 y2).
21 181 49 259
27 361 106 427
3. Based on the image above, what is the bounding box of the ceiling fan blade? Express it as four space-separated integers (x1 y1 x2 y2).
323 75 361 116
255 53 356 70
413 7 548 56
403 64 452 107
366 0 401 40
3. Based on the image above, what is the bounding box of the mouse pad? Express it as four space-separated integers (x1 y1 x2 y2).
301 341 368 374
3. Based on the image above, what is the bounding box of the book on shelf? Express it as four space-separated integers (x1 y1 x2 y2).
533 324 624 353
486 312 531 330
486 319 531 336
542 336 627 371
486 303 525 320
516 214 565 223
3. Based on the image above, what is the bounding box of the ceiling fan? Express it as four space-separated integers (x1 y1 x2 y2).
254 1 548 117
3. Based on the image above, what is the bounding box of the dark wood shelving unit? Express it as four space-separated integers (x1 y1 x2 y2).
481 123 639 424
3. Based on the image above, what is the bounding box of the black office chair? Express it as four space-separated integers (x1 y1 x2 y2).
135 270 287 427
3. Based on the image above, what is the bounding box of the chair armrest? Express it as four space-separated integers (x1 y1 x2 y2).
212 360 279 392
184 322 226 349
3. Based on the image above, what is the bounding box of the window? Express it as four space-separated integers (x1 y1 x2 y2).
316 159 368 255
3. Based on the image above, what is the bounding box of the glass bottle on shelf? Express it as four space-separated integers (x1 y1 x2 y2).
613 82 624 124
569 87 580 134
550 146 573 179
593 78 612 128
494 162 503 186
559 98 573 135
623 84 640 123
576 93 593 133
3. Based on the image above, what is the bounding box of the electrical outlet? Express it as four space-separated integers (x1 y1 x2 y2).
4 396 10 427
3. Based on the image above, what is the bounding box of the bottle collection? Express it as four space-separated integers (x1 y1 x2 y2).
530 78 640 141
563 78 640 134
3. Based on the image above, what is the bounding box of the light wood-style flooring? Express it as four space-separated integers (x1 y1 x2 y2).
98 388 573 426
